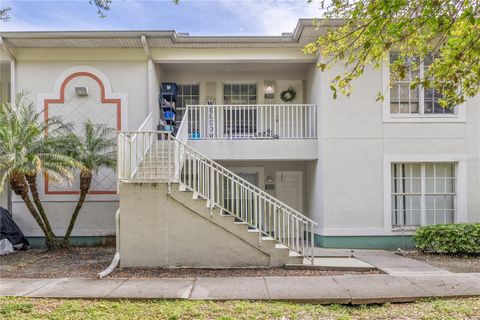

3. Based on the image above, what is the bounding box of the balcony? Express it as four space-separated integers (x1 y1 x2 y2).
179 104 318 160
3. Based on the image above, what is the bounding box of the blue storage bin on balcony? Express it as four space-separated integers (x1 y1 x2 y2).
190 132 201 140
164 111 175 120
162 82 178 95
163 124 174 132
160 83 179 102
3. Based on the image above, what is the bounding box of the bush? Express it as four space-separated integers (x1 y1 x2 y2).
414 223 480 255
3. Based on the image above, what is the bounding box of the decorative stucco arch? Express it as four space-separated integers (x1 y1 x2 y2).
38 65 128 196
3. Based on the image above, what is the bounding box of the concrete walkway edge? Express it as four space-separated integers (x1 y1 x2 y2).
2 273 479 304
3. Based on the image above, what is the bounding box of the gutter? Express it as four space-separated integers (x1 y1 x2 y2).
98 208 120 278
0 19 320 47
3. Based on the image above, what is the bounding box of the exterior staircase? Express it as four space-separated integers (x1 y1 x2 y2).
135 140 175 181
118 129 317 267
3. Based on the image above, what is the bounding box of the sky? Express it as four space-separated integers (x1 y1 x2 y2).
0 0 322 35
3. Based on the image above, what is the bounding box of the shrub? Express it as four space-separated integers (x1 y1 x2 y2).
414 223 480 255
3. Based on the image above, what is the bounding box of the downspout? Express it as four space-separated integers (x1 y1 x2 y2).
1 37 16 213
0 37 16 102
99 36 152 278
141 35 155 125
98 208 120 278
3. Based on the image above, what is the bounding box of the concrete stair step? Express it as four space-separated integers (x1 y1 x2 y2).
285 257 377 271
289 251 303 257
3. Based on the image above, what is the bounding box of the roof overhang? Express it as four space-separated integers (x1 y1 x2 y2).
0 19 332 49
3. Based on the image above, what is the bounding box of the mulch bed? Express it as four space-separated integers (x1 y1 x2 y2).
0 247 378 279
399 251 480 273
110 267 379 278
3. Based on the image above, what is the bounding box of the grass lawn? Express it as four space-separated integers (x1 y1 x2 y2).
1 297 479 320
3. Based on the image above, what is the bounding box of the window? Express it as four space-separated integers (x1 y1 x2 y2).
390 53 455 116
391 162 456 228
223 83 257 105
176 84 199 123
223 83 257 137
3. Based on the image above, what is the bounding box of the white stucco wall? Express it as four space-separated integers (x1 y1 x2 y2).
305 59 480 237
0 63 11 211
190 140 317 160
151 48 316 63
16 59 148 130
11 49 150 238
305 63 324 230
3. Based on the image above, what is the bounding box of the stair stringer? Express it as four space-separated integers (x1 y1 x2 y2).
120 182 276 268
169 185 303 266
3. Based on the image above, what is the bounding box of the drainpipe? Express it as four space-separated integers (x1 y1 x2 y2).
141 35 155 126
97 208 120 278
1 37 16 213
0 37 16 101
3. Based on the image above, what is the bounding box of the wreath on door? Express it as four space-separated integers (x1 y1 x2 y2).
280 87 297 102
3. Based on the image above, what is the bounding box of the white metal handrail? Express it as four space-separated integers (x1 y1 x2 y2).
187 104 317 140
118 131 173 181
176 108 189 144
117 113 155 181
117 129 317 263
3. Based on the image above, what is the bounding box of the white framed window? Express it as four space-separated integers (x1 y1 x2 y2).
383 53 466 122
223 83 257 105
391 162 456 227
223 83 257 136
176 83 200 123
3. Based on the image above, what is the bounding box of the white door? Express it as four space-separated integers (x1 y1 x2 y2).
276 171 303 212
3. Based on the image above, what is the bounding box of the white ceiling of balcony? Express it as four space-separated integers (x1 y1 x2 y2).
161 62 313 73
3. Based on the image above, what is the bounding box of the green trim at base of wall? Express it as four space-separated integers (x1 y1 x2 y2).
27 236 115 249
26 235 413 250
315 234 415 250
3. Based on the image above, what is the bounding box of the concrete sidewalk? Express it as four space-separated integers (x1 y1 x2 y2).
2 273 479 304
314 248 452 275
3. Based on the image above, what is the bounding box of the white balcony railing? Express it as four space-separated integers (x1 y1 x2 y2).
186 104 317 140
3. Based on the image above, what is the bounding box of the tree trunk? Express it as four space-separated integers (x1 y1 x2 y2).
9 173 59 249
25 173 56 237
63 171 92 246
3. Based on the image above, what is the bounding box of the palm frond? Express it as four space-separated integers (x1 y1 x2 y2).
73 120 117 173
0 92 79 186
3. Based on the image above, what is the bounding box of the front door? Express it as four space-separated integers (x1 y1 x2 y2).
237 172 259 187
276 171 303 212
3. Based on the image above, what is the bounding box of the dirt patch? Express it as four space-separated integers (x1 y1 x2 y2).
0 247 378 278
400 251 480 273
0 247 115 278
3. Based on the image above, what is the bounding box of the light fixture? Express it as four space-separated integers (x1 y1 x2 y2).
266 175 273 183
264 83 275 100
75 87 88 97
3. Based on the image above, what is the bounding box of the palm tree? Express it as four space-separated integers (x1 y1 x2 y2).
0 93 81 249
62 120 116 245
